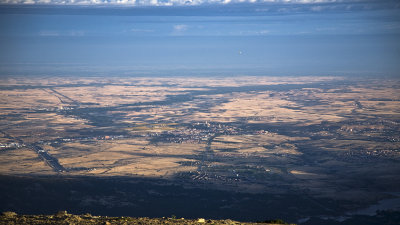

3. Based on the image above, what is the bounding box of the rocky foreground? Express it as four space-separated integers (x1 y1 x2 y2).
0 211 293 225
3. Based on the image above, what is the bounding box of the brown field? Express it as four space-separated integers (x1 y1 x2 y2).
0 76 399 200
0 147 54 175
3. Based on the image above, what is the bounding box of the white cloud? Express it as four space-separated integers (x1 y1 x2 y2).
310 5 322 11
39 31 60 36
171 24 190 36
233 29 270 35
0 0 387 7
39 30 85 36
131 28 154 33
23 0 35 4
258 30 269 34
173 24 188 31
115 0 135 3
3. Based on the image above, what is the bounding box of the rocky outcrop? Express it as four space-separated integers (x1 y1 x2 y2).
0 211 293 225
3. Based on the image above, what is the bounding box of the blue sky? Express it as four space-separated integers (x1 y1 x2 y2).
0 0 399 76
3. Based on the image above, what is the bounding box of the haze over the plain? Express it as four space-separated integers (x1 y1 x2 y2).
1 0 400 77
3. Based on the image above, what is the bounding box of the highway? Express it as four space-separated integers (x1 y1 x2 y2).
31 145 66 172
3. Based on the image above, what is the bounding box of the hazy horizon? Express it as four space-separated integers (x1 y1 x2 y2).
1 0 400 77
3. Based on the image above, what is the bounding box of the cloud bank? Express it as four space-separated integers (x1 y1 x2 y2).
0 0 394 6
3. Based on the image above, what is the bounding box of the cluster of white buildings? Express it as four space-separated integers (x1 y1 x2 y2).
0 142 24 150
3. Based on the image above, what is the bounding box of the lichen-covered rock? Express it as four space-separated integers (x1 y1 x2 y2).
0 213 293 225
2 212 17 217
55 210 69 217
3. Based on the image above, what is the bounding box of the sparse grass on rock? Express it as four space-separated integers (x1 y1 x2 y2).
0 211 295 225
